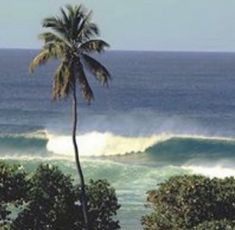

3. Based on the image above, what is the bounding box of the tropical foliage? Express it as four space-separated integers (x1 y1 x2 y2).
193 220 235 230
0 162 120 230
142 175 235 230
30 4 110 101
0 162 29 228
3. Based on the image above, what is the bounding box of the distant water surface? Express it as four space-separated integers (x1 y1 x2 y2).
1 49 235 229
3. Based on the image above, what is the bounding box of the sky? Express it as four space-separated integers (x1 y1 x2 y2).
1 0 235 51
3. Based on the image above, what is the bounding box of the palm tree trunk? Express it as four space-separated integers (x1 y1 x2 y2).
72 82 89 230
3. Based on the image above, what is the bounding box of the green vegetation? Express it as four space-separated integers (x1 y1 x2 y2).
0 162 29 228
0 162 120 230
142 175 235 230
193 220 235 230
29 4 110 228
2 161 235 230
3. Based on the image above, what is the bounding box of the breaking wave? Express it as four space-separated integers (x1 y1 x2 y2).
0 130 234 161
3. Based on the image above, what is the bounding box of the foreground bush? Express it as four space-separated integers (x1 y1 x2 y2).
142 175 235 230
84 179 120 230
0 162 29 228
0 162 120 230
193 220 235 230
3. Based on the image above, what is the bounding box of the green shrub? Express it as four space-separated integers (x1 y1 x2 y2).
193 219 235 230
12 164 78 230
0 162 29 228
84 179 120 230
142 175 235 230
0 162 120 230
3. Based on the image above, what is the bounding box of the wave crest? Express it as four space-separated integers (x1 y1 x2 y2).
182 164 235 178
46 132 169 157
1 131 235 161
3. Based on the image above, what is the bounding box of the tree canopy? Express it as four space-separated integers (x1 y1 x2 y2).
0 162 120 230
30 4 111 102
142 175 235 230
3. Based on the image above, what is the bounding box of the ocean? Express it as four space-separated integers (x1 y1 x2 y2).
1 49 235 229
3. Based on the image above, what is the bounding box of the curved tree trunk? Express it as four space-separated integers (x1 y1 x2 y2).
72 81 89 230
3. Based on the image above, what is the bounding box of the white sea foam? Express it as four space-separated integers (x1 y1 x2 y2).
46 131 235 157
46 132 171 157
182 164 235 178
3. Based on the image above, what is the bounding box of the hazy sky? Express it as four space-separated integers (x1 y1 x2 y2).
1 0 235 51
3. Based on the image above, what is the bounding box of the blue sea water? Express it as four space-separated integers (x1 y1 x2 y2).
1 49 235 229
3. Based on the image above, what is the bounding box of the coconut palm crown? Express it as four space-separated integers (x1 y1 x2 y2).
30 4 110 102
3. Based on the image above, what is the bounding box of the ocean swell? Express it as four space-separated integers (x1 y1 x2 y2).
0 131 235 162
0 131 48 156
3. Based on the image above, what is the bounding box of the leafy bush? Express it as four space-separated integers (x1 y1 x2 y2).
142 175 235 230
84 179 120 230
0 162 120 230
193 219 235 230
0 162 29 227
12 164 78 230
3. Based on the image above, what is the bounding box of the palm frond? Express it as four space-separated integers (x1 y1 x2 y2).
76 11 91 37
82 54 111 85
60 7 70 29
75 61 94 103
30 41 67 73
69 5 84 40
80 40 109 53
45 41 67 58
29 49 52 73
84 22 99 38
76 11 99 41
66 4 83 19
39 32 71 48
52 62 72 99
43 16 68 39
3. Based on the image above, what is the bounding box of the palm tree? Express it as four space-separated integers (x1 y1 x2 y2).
29 4 110 229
